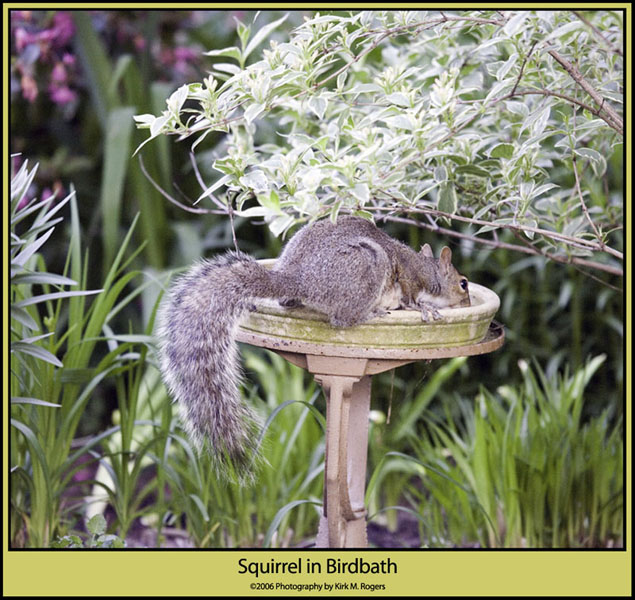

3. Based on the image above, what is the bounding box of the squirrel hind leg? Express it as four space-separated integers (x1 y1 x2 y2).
328 299 382 327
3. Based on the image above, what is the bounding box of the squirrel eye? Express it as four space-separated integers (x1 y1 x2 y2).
460 278 468 291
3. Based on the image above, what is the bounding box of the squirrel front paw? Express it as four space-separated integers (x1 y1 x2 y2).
418 302 442 322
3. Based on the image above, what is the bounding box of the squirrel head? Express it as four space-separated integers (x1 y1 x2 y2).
420 244 471 308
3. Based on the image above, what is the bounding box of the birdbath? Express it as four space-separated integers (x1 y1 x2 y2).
236 263 503 548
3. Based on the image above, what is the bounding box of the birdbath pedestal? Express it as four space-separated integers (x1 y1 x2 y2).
236 279 504 548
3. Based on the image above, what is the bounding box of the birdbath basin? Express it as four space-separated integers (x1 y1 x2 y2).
236 261 504 547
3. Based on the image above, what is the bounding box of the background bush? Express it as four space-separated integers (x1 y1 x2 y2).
10 9 623 548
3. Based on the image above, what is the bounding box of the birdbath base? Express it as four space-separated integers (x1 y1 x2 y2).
236 278 503 548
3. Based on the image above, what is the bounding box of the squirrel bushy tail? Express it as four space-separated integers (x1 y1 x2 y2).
157 217 471 482
157 251 290 480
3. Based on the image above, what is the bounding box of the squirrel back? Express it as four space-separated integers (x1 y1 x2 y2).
158 216 470 479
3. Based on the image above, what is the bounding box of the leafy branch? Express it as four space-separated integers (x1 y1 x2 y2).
134 10 623 276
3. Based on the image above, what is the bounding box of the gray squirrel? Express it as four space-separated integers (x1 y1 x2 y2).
157 216 470 479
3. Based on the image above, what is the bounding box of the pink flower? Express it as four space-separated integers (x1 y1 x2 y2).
49 84 77 105
21 73 38 102
41 188 54 202
62 52 75 66
50 12 74 48
174 46 197 62
133 34 146 52
50 61 67 84
14 27 31 52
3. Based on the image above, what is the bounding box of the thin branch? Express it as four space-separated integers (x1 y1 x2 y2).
508 228 622 290
572 10 623 56
384 82 622 182
375 212 623 278
546 47 623 135
138 156 223 216
511 40 538 96
570 145 606 254
508 89 613 122
370 203 623 261
189 152 226 211
458 87 622 135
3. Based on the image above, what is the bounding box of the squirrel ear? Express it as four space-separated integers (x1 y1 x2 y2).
421 243 434 258
439 246 453 267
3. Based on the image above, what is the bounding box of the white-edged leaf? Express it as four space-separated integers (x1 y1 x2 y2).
544 20 584 45
212 62 242 76
12 273 78 286
11 306 38 330
496 53 518 81
269 213 295 237
244 102 265 124
504 12 529 36
438 183 457 214
166 85 189 115
235 206 272 218
307 95 328 120
13 289 103 308
132 113 156 127
11 397 62 408
245 14 288 60
12 227 55 268
239 170 269 192
489 143 515 159
197 174 232 203
531 106 551 136
204 46 242 62
11 342 63 367
386 92 410 107
350 183 369 203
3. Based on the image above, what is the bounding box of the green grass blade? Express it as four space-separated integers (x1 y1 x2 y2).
72 11 118 127
100 107 136 274
263 499 322 548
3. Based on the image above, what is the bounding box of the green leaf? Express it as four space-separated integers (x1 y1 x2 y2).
263 499 322 547
11 397 62 408
257 189 281 213
11 342 63 368
245 14 288 60
11 418 54 508
12 227 55 268
575 147 607 177
86 514 107 536
455 165 489 178
244 102 265 124
437 182 457 214
72 11 118 127
489 143 515 159
189 494 210 521
50 535 83 548
12 273 77 286
101 107 136 272
496 53 517 81
13 289 103 308
504 12 529 36
204 46 243 63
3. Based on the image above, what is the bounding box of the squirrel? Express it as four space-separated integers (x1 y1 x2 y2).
157 216 470 480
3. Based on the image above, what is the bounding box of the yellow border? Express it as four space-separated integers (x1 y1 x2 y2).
4 3 631 597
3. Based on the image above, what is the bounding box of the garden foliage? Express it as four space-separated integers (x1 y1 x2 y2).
9 9 624 549
136 10 622 278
